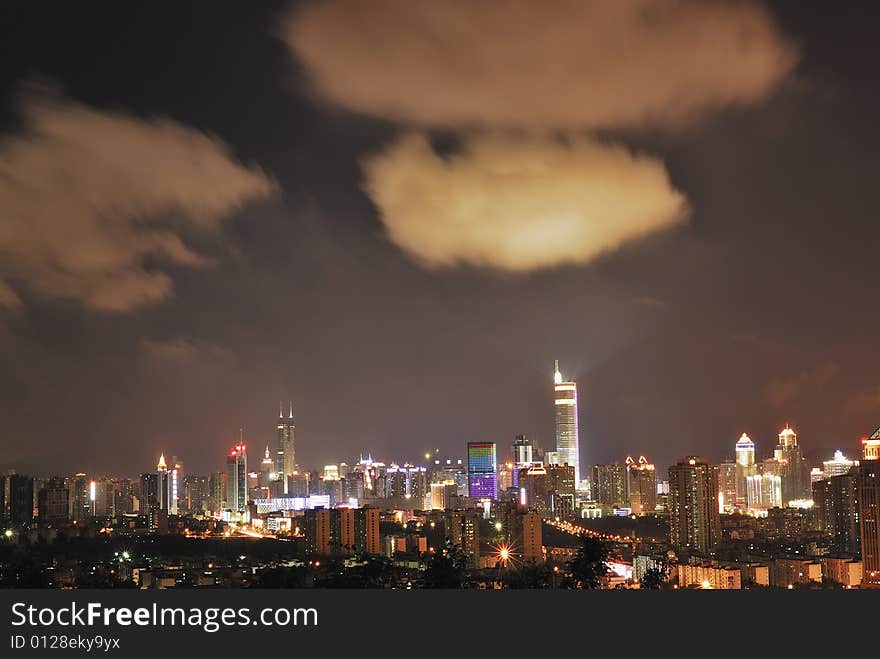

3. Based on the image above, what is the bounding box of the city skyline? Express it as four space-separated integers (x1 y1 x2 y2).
2 3 880 477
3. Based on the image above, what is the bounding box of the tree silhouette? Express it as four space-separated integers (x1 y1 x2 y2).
641 566 667 589
566 534 610 589
422 541 468 588
505 561 552 589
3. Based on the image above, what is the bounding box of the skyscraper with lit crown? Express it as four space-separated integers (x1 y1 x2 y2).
859 427 880 587
553 360 581 490
276 402 296 494
226 442 247 512
734 433 756 506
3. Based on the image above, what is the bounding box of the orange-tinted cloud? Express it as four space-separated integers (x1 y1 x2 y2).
362 133 689 271
0 93 275 312
287 0 796 130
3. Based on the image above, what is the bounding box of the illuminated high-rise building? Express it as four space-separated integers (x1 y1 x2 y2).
157 453 169 512
520 463 551 517
467 442 498 500
668 457 720 557
276 402 296 494
547 464 576 519
553 360 581 489
719 461 738 513
746 471 782 511
823 450 855 478
859 428 880 586
734 433 756 506
225 442 247 512
591 463 627 508
258 446 274 498
812 471 860 555
168 456 183 515
446 509 481 567
70 472 90 522
512 435 533 488
775 424 810 503
627 456 657 516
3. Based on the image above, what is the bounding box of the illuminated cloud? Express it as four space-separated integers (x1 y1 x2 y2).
0 94 275 312
287 0 797 130
0 281 22 311
362 133 689 271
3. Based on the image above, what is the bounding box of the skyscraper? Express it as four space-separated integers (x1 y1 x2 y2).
734 433 756 507
276 402 296 494
512 434 533 488
553 360 581 489
668 457 720 557
719 461 738 513
775 424 810 503
467 442 498 500
226 442 247 512
812 471 860 555
859 429 880 587
627 456 657 516
591 463 628 508
157 453 169 512
823 450 855 478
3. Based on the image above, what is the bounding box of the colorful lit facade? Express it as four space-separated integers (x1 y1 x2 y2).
467 442 498 500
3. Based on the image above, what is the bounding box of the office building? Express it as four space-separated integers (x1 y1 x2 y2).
276 402 296 494
775 425 810 503
719 461 738 513
226 442 247 512
735 433 756 507
467 442 498 500
547 463 576 520
823 450 855 478
70 473 89 523
519 463 551 517
553 360 581 489
812 471 860 555
512 435 533 488
591 463 628 509
627 456 657 515
859 431 880 586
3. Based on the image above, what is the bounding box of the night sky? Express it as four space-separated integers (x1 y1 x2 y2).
1 1 879 478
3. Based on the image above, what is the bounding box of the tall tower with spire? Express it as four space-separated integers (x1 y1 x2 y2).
276 402 296 494
157 453 169 511
553 360 581 490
